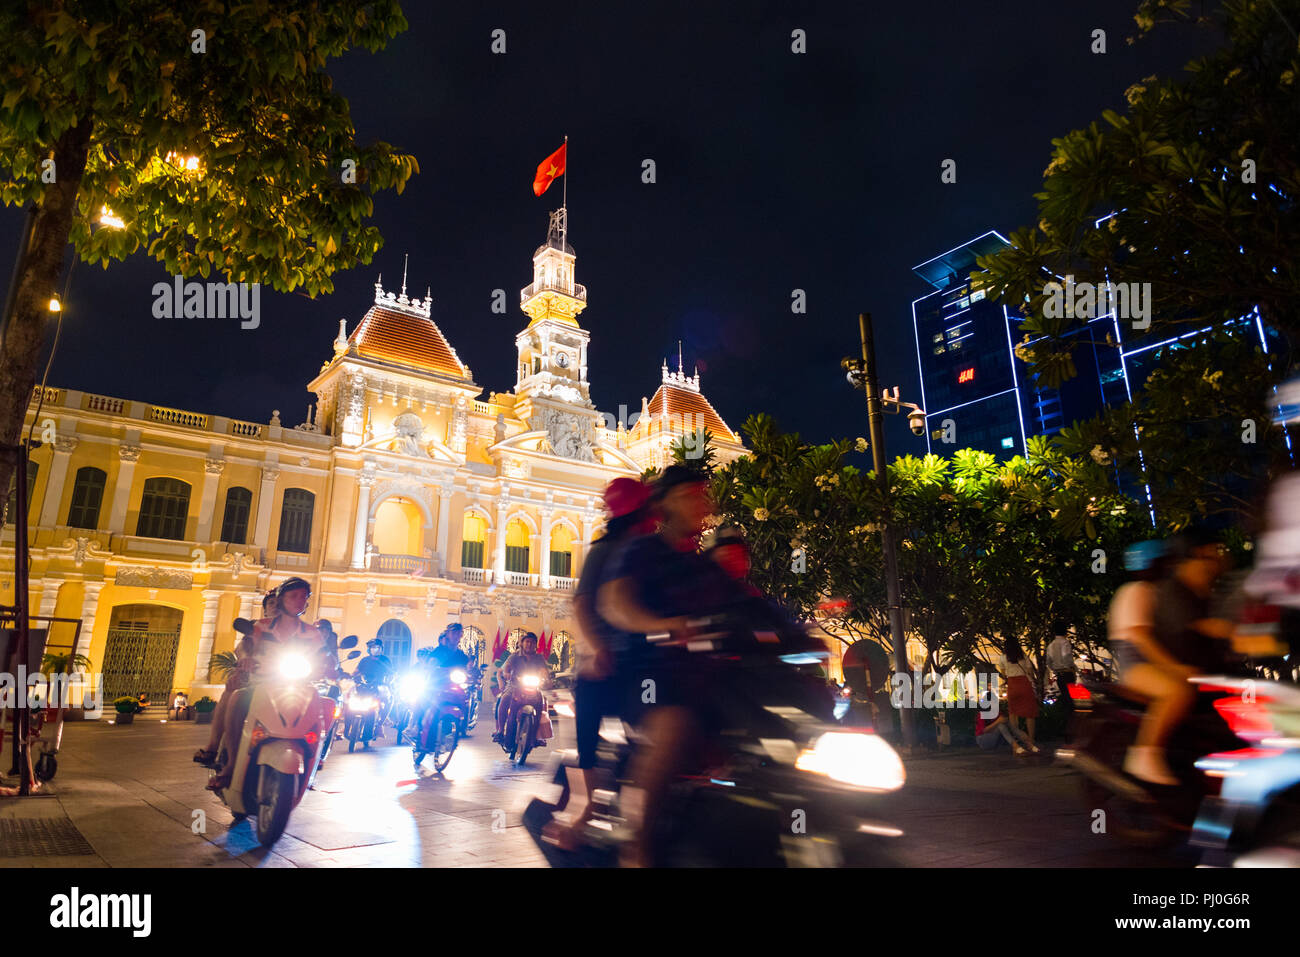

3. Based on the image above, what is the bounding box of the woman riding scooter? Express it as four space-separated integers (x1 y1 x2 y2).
206 577 333 791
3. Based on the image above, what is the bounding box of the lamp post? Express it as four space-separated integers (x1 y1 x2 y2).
842 312 927 750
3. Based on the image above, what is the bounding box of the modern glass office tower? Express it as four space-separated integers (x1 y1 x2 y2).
912 230 1281 465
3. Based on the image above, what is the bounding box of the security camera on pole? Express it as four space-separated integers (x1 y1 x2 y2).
841 313 927 750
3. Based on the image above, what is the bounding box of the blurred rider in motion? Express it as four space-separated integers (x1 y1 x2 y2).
194 590 275 768
597 465 743 866
206 577 335 791
354 638 392 687
414 625 472 744
1113 530 1232 785
545 477 655 849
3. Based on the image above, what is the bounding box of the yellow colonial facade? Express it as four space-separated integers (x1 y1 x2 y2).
1 212 745 704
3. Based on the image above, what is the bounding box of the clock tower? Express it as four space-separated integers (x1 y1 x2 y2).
512 210 601 461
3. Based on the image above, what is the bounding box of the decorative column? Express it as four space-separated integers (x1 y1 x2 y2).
37 580 60 620
192 589 222 685
579 507 597 578
350 469 376 569
435 486 454 575
251 465 280 549
37 435 78 527
539 508 554 588
75 581 105 658
493 501 509 583
107 444 142 534
194 458 226 542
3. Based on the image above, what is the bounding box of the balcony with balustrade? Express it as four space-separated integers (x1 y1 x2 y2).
520 278 587 303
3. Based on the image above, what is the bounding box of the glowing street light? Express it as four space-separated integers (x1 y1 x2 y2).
47 295 61 313
99 205 125 229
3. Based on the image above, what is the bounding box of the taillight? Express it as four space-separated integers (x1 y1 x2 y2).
304 730 319 746
1213 695 1276 742
1067 684 1091 701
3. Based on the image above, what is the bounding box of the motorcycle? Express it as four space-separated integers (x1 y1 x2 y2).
343 679 391 752
1190 676 1300 866
210 634 357 845
522 609 907 867
1058 676 1246 847
413 667 471 772
496 670 549 766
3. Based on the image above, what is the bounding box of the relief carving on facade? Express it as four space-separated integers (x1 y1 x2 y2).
460 590 497 616
392 411 429 457
534 408 596 462
115 566 194 590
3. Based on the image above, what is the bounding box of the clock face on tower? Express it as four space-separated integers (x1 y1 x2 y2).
555 352 569 369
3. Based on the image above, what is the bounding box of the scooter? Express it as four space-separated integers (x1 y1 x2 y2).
210 634 357 845
1058 676 1245 847
496 671 549 766
522 609 906 867
413 667 470 772
343 679 390 752
1190 676 1300 866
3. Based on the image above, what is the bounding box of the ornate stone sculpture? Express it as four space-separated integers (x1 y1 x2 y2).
392 411 427 457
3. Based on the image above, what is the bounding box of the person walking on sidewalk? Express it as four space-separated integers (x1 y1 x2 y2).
1046 621 1076 718
998 635 1039 753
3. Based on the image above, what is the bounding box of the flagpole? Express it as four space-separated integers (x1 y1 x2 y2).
561 134 568 256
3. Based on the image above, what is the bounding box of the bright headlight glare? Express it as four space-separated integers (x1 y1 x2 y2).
795 731 905 792
450 669 467 686
279 653 311 680
400 675 426 701
521 674 541 689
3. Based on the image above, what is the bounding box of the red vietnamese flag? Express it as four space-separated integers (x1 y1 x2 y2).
492 628 502 660
532 143 566 196
541 630 550 658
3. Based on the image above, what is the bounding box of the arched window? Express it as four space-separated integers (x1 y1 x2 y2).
218 486 252 544
549 524 574 578
505 519 530 573
376 619 412 667
508 627 534 653
135 477 190 540
4 459 38 526
277 488 315 553
66 466 106 530
461 512 486 569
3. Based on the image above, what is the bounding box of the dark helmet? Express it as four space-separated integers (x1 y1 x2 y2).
520 631 539 647
276 576 311 602
366 637 384 651
652 464 707 502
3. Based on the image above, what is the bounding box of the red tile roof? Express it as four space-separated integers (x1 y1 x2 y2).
349 305 470 380
637 382 738 443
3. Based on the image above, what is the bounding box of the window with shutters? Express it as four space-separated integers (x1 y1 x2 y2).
66 467 107 530
135 477 191 540
277 488 315 553
219 487 252 544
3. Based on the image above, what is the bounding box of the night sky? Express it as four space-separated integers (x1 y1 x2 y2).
2 1 1214 455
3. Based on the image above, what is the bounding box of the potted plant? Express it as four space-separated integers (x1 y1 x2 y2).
194 696 218 724
113 696 139 724
39 651 93 721
208 650 239 685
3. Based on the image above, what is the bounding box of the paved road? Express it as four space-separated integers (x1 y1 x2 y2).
0 714 1196 867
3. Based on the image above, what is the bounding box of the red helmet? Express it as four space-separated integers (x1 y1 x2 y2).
603 477 649 518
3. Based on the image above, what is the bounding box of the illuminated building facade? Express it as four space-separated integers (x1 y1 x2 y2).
1 210 745 704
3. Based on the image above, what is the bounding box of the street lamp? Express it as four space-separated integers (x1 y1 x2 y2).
842 312 927 750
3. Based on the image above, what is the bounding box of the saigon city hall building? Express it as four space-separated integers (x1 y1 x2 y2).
2 213 745 704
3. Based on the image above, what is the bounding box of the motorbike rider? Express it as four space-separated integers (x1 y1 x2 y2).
544 477 656 849
206 577 336 791
354 638 393 687
414 625 473 743
493 632 550 743
194 590 276 768
1116 530 1233 785
596 464 745 867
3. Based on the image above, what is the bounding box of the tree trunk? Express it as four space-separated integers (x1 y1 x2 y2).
0 116 92 500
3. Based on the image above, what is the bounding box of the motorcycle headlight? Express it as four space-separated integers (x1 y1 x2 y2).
279 653 311 681
795 731 905 792
521 674 541 689
450 669 468 686
400 674 426 702
346 693 374 713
